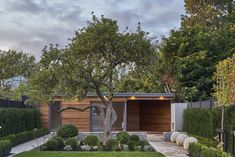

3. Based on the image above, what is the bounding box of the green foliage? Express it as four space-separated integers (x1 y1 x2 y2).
57 124 78 139
129 135 140 143
183 106 235 153
0 140 12 157
104 138 118 151
213 55 235 106
128 140 136 151
190 135 218 148
0 50 35 98
183 108 219 138
116 132 130 144
65 138 78 150
0 128 48 146
45 139 58 151
158 20 235 101
0 108 41 137
137 140 149 150
188 142 232 157
53 137 64 150
0 50 35 81
84 135 99 147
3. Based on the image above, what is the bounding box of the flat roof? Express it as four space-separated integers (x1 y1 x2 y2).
87 93 175 98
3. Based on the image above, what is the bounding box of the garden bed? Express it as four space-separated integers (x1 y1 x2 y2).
14 151 164 157
41 124 154 152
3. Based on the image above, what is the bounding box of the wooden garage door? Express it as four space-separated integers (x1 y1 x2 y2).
139 100 171 132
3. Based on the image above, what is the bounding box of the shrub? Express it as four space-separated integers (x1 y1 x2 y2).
129 135 140 143
137 140 149 150
53 137 64 150
0 128 48 146
188 142 232 157
192 135 218 148
57 124 78 139
45 139 58 150
0 108 41 137
64 145 73 151
0 140 12 157
116 132 129 144
65 137 78 150
128 140 136 151
84 135 99 147
104 138 118 151
143 145 154 152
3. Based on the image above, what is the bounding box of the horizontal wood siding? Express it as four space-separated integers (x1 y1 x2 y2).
39 104 49 129
127 100 140 131
140 100 171 132
61 100 90 132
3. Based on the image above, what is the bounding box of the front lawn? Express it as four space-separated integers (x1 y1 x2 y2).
15 151 165 157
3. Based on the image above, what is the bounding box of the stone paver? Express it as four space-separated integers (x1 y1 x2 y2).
148 134 188 157
8 133 54 157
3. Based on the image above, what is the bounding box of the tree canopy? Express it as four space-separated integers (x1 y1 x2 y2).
30 15 155 143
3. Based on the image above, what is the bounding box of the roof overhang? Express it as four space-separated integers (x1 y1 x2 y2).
87 93 175 101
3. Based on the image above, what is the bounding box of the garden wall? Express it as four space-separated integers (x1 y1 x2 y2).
0 108 41 137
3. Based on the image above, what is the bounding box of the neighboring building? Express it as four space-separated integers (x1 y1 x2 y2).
39 93 175 133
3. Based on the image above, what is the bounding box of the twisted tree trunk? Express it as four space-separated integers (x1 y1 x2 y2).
103 99 113 145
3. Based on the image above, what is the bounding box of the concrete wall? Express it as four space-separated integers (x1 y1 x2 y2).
171 103 188 131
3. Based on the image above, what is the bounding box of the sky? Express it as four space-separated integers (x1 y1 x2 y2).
0 0 185 59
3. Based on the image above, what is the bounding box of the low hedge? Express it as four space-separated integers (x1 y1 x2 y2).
189 134 218 148
0 128 48 146
0 140 11 157
0 108 41 137
188 142 232 157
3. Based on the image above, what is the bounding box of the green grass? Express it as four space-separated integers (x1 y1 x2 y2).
15 151 165 157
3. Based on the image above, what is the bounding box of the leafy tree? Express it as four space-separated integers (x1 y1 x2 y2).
213 54 235 150
31 15 154 143
158 23 234 101
182 0 235 28
0 50 35 97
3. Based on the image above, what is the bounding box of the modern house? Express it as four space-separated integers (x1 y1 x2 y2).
39 93 175 133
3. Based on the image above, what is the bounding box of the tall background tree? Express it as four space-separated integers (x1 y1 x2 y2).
154 0 235 101
0 50 35 98
30 15 155 143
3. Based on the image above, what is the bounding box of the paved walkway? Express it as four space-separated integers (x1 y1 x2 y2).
147 134 188 157
8 134 54 157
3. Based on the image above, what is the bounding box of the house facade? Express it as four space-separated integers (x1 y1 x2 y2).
39 93 175 133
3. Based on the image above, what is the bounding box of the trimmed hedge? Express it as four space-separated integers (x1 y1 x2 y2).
0 128 48 146
0 108 41 137
188 142 232 157
183 106 235 153
0 140 11 157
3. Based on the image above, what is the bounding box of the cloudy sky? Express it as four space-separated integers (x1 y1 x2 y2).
0 0 185 59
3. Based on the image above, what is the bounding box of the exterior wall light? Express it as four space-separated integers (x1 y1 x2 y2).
160 96 164 100
130 96 136 100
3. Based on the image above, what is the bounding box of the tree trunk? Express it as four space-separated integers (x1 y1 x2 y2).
221 105 225 151
102 99 113 145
